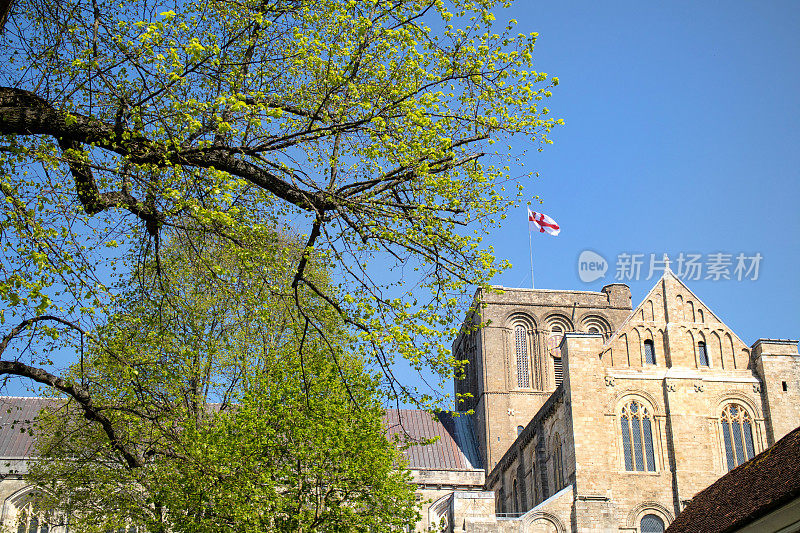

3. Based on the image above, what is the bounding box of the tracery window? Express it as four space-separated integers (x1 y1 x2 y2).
640 514 665 533
514 325 530 388
644 339 656 365
720 403 756 470
698 341 709 366
620 400 657 472
15 505 50 533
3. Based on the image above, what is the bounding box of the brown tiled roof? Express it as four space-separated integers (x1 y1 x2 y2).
384 409 482 471
666 424 800 533
0 396 56 458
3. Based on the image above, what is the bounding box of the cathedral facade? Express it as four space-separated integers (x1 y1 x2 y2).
390 270 800 532
1 271 798 532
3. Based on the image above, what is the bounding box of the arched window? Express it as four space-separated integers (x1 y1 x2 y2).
514 324 530 388
640 514 665 533
620 400 657 472
547 323 565 386
698 341 709 367
15 505 50 533
553 434 564 489
517 425 524 437
720 403 756 470
643 339 656 365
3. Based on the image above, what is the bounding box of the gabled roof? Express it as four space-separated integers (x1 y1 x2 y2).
384 409 482 471
601 268 752 368
666 425 800 533
607 268 744 345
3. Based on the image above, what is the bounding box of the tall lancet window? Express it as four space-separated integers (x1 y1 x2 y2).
698 341 709 367
515 325 530 388
644 339 656 365
620 400 657 471
721 403 756 470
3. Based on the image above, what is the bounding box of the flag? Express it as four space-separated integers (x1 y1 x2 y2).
528 208 560 236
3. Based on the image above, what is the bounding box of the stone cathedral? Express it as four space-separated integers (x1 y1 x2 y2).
385 269 800 532
1 269 798 532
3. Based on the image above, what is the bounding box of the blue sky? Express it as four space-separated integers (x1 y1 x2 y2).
484 1 799 345
6 2 797 402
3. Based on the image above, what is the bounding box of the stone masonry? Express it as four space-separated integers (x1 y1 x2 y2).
415 269 799 532
0 271 797 533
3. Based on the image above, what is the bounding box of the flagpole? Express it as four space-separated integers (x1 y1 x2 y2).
527 209 559 289
528 227 535 289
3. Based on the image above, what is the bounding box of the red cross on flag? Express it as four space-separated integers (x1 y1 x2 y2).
528 208 561 236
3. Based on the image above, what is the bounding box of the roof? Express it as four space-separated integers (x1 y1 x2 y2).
384 409 482 471
666 425 800 533
0 398 484 472
0 396 55 458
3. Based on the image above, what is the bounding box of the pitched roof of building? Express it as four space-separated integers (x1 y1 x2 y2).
0 396 55 458
384 409 482 471
666 425 800 533
0 398 483 472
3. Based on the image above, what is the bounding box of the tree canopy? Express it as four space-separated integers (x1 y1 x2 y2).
0 0 559 407
27 233 419 532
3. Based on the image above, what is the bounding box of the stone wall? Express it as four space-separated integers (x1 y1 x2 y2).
468 272 799 532
411 468 485 532
752 339 800 442
455 285 633 470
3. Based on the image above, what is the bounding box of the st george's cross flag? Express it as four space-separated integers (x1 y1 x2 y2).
528 208 560 236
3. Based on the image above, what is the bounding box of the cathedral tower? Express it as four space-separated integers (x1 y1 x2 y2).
452 284 633 470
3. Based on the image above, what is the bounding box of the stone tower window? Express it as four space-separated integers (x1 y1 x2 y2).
640 514 665 533
620 400 656 472
548 324 564 386
514 325 530 388
720 403 755 470
643 339 656 365
553 357 563 386
698 341 709 367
